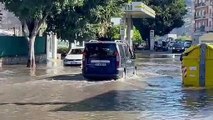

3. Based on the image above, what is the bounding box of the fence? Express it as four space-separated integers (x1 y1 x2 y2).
0 36 46 57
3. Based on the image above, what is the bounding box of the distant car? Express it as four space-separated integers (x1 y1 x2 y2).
154 41 162 51
82 40 137 80
64 47 84 66
137 44 145 50
172 42 185 53
184 41 192 49
154 41 168 51
162 41 169 51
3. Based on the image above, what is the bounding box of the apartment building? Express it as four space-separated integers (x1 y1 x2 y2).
194 0 213 33
193 0 213 43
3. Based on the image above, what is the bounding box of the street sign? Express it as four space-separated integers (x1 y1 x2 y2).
124 4 133 11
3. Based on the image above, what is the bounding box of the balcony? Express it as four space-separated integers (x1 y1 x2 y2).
195 25 209 33
195 2 207 8
194 15 207 20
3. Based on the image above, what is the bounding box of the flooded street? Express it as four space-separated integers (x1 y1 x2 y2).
0 53 213 120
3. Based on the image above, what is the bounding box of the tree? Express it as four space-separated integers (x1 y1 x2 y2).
46 1 102 45
133 0 187 47
108 25 143 43
46 0 128 43
2 0 81 68
92 0 127 39
133 27 143 44
178 35 192 41
110 25 121 40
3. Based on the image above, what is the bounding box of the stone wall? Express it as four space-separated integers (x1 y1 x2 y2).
1 55 47 65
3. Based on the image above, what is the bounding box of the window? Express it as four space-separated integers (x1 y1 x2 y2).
198 22 201 28
85 43 117 58
202 10 205 16
118 45 125 58
123 46 131 58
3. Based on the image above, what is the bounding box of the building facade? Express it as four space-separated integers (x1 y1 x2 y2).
194 0 213 33
193 0 213 43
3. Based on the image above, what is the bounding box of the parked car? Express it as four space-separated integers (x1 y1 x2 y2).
136 44 145 50
184 41 192 49
154 41 162 51
162 41 169 51
82 40 137 80
172 41 185 53
63 47 84 66
154 41 168 51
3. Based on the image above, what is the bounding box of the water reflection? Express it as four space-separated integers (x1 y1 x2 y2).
53 76 213 119
182 89 213 110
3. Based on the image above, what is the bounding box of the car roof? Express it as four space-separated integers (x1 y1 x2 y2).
85 40 127 45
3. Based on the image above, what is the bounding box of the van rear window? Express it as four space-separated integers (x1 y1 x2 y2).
85 43 117 58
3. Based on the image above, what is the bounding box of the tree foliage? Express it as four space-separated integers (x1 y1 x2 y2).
110 25 121 40
133 0 187 43
109 25 142 43
46 0 128 42
2 0 81 67
133 27 142 44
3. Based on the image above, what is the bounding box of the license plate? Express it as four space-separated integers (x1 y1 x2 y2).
95 63 106 66
91 60 110 63
70 61 77 64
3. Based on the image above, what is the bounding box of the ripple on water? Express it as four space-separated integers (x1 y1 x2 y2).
53 76 213 119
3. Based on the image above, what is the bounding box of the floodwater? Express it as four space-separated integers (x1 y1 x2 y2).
0 53 213 120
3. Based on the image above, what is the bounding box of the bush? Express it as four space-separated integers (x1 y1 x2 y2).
57 47 69 58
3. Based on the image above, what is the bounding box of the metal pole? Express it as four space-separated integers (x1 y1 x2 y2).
126 16 133 50
120 17 126 41
200 44 207 87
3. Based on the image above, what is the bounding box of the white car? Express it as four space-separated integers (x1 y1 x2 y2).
64 47 84 66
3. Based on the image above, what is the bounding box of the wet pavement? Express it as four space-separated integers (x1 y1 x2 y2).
0 53 213 120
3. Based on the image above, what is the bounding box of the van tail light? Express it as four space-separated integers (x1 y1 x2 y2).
114 51 120 68
82 51 86 60
82 51 87 66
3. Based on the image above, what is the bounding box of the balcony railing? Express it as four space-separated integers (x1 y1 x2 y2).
195 26 209 32
194 15 206 19
195 2 206 8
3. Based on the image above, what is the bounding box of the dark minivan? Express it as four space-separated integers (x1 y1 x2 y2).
82 40 137 80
